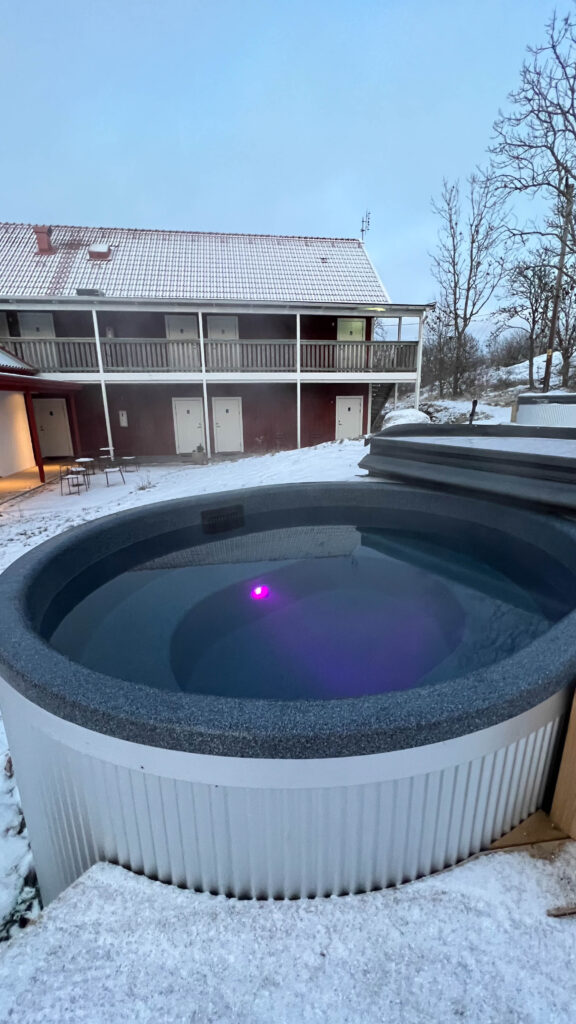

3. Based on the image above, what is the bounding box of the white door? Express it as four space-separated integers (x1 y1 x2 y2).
207 316 238 340
19 312 55 338
336 318 366 370
32 398 73 457
165 315 199 340
172 398 206 454
212 397 244 453
336 318 366 341
335 396 364 440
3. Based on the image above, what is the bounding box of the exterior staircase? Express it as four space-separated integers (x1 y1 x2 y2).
370 383 395 432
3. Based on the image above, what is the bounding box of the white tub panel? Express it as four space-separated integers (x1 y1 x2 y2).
517 403 576 427
0 680 567 904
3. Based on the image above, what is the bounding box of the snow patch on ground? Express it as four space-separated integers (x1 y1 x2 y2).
1 848 576 1023
0 441 368 576
488 351 563 388
421 399 513 425
382 408 431 427
0 721 37 941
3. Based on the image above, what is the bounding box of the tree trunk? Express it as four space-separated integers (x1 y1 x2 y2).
528 332 535 390
451 336 461 397
562 352 571 387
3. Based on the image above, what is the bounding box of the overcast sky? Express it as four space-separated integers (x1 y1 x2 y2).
0 0 565 304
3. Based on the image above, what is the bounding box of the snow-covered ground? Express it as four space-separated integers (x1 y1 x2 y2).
1 436 576 1022
1 846 576 1023
0 441 367 576
486 350 564 389
402 350 570 428
387 399 513 427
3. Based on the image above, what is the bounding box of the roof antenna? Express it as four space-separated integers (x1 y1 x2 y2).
361 210 371 241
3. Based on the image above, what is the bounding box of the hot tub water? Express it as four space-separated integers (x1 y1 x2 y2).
50 523 555 701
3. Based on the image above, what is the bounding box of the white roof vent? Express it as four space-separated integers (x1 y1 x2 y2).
88 243 112 261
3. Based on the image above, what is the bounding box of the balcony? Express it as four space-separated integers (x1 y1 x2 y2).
5 338 418 375
204 339 296 372
300 341 417 372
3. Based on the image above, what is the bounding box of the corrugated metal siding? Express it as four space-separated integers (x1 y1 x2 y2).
517 404 576 427
2 687 564 904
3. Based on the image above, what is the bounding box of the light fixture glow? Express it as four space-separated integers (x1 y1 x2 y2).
251 584 270 600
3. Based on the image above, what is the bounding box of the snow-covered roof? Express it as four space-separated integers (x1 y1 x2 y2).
0 346 35 374
0 223 391 304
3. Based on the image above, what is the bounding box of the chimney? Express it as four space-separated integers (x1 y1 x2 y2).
33 225 54 255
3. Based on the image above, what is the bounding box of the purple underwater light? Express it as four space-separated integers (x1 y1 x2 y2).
250 584 270 601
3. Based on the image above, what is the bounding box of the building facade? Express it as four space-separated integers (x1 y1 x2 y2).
0 224 432 475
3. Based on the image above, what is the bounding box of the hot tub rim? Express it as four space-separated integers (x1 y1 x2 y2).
1 481 576 759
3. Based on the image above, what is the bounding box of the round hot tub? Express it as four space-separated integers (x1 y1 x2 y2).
516 392 576 427
1 482 576 903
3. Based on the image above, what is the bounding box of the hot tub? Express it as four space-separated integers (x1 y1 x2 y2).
0 482 575 903
516 392 576 427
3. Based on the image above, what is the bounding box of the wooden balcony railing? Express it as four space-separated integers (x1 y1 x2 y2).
204 339 296 372
102 339 202 372
5 337 418 375
300 341 418 372
7 338 99 372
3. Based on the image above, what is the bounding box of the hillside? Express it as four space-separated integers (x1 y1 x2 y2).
388 352 570 427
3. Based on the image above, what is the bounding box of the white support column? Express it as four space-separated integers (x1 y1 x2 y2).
296 313 301 449
91 309 114 459
366 382 373 435
198 313 212 459
414 313 424 409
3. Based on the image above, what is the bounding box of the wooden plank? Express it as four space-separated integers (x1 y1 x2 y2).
490 810 567 849
551 692 576 837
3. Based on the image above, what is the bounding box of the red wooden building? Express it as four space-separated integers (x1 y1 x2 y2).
0 223 432 475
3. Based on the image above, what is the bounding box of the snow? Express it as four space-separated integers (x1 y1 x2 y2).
382 408 431 427
489 351 563 387
0 720 36 940
392 435 576 456
413 352 575 426
1 847 576 1023
0 441 368 576
420 399 513 425
521 390 576 398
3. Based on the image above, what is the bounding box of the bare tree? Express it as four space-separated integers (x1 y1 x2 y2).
422 309 482 397
421 309 451 397
499 252 554 388
491 9 576 226
491 10 576 387
430 173 509 397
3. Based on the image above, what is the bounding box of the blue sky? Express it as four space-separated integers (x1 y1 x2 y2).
0 0 565 303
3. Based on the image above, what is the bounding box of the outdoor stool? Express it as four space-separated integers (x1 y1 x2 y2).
75 457 96 475
104 466 126 486
61 472 89 496
67 467 90 490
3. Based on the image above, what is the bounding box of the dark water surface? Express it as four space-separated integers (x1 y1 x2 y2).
50 523 568 700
